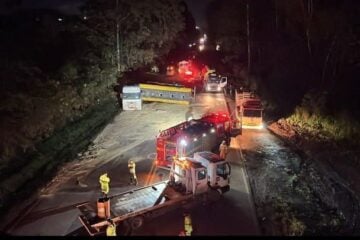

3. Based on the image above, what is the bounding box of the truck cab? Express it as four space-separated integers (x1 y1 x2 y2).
193 151 231 193
170 155 230 195
122 85 142 110
205 73 227 92
170 157 209 195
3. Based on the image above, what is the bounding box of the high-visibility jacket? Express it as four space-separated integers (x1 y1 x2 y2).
128 161 136 175
184 214 193 236
99 174 110 194
106 223 116 236
219 143 228 159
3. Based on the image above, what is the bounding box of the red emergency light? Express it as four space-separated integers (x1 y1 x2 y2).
185 70 193 76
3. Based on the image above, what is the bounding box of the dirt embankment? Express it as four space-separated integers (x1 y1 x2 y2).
0 99 119 219
258 119 360 235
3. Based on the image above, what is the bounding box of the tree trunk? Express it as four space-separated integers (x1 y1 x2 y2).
300 0 313 57
306 0 313 57
116 0 121 73
274 0 278 32
247 1 251 77
321 35 337 88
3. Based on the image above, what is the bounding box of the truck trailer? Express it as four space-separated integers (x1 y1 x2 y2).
122 85 142 110
76 152 231 236
235 90 263 129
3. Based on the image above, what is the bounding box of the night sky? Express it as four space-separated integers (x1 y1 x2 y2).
2 0 84 14
185 0 214 29
2 0 212 28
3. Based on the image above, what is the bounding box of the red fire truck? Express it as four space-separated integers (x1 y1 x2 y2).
156 112 232 167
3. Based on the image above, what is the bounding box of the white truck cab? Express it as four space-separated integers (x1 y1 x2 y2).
122 85 142 110
205 73 227 92
172 158 209 195
171 153 231 195
194 151 231 193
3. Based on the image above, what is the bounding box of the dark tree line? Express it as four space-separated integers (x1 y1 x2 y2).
0 0 190 164
207 0 360 115
206 0 360 123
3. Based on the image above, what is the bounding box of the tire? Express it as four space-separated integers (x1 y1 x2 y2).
208 188 221 202
130 216 144 230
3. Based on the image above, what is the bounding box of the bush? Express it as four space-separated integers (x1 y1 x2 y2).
287 90 360 146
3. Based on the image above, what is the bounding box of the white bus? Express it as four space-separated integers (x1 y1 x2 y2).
122 85 142 110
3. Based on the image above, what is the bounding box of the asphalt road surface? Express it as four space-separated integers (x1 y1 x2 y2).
1 89 260 236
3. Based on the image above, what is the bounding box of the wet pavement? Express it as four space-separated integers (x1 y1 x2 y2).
1 91 260 236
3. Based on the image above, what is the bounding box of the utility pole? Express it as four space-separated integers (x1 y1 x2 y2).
246 1 251 81
116 0 121 73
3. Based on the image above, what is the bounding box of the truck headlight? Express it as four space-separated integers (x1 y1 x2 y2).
180 139 187 146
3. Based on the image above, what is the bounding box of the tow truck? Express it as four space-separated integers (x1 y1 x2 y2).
155 112 232 168
76 152 231 236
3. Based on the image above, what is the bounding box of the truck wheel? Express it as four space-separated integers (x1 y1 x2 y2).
208 188 221 202
130 216 144 230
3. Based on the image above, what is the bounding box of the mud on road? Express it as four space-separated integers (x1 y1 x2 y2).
243 121 360 236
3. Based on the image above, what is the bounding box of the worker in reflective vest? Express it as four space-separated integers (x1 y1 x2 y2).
185 107 194 121
106 219 117 236
219 140 228 160
99 173 110 197
128 160 138 185
184 213 193 236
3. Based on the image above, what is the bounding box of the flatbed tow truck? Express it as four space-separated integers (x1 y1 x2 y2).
76 151 231 236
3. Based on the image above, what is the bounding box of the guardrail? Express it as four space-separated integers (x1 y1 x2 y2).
139 83 193 105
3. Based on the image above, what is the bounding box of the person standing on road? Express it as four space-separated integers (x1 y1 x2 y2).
184 213 193 236
185 106 194 121
219 140 228 160
128 160 138 186
99 173 110 198
106 219 117 236
229 83 233 97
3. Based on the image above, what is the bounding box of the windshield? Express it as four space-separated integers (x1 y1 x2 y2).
243 109 262 117
208 78 220 84
216 162 231 178
123 93 141 99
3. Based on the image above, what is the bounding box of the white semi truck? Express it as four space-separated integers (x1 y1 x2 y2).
76 152 231 236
